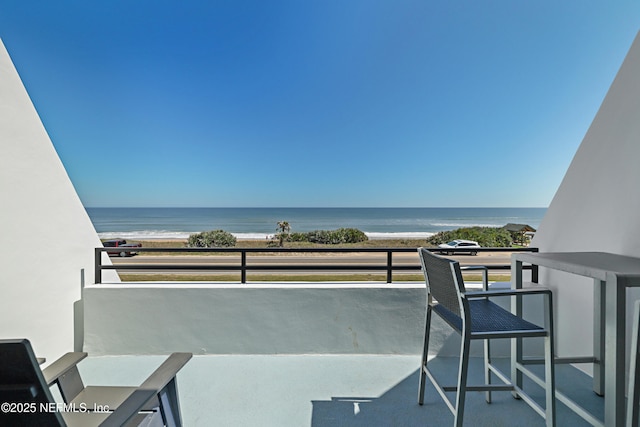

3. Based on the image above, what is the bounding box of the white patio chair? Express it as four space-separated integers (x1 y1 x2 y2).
0 338 191 427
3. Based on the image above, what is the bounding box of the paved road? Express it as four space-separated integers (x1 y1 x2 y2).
109 251 513 276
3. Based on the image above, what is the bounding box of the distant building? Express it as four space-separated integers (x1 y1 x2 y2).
502 223 536 245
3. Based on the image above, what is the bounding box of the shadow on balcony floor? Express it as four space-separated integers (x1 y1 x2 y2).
77 355 604 426
311 357 604 427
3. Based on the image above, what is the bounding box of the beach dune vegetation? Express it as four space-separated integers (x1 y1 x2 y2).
187 230 237 247
426 226 513 248
287 228 368 245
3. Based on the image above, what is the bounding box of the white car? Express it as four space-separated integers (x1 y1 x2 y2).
438 239 481 255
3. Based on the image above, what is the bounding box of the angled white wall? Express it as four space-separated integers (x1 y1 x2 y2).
532 31 640 367
0 39 116 363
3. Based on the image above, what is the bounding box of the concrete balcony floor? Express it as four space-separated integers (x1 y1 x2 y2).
76 354 604 426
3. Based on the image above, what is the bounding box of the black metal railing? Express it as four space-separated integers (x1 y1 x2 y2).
94 246 539 284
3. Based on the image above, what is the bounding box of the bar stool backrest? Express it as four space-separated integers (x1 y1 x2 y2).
418 248 465 319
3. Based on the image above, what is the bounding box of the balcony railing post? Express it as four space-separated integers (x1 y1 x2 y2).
386 251 393 283
241 251 247 284
531 247 539 283
94 248 102 284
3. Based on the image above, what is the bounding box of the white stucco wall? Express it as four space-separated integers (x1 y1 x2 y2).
82 282 539 357
83 283 427 356
0 39 115 362
532 31 640 367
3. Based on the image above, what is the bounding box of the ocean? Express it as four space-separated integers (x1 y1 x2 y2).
86 207 547 241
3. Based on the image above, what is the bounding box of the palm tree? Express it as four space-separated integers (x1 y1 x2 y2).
277 221 291 234
276 221 291 247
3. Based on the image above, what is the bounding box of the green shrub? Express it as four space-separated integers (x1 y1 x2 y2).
306 230 334 244
426 227 513 247
334 228 368 244
287 232 308 242
187 230 237 247
298 228 369 245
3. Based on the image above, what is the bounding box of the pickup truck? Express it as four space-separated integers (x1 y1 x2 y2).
103 239 142 257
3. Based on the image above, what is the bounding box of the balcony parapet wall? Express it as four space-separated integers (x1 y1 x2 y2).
83 283 426 356
83 282 541 357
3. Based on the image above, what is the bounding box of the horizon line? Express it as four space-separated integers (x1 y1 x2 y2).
85 206 549 209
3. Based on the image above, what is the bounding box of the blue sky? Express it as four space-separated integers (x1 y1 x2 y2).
0 1 638 208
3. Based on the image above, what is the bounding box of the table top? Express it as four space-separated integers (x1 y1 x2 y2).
512 251 640 281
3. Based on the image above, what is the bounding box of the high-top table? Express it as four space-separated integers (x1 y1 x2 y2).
511 252 640 427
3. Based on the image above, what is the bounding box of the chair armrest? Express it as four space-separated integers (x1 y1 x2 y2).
42 352 88 386
464 287 552 299
460 266 488 272
461 265 489 290
139 353 192 391
99 389 158 427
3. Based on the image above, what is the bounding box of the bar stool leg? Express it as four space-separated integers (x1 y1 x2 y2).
626 300 640 427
